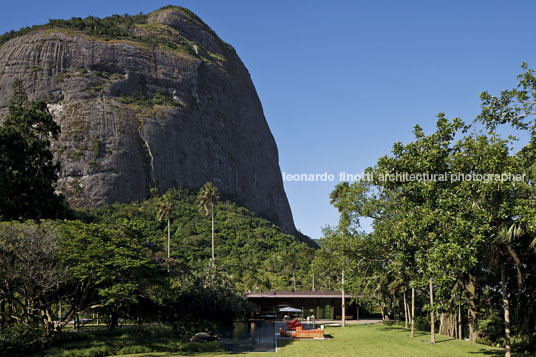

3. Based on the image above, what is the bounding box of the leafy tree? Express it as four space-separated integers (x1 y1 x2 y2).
0 80 63 221
58 221 166 329
323 64 536 354
475 63 536 356
478 62 536 137
0 221 71 337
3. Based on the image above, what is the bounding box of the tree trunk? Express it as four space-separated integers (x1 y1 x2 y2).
406 295 411 329
167 218 171 259
312 273 315 291
167 218 171 272
465 274 479 342
403 291 408 329
1 300 5 327
411 286 415 337
439 312 456 338
211 208 215 262
110 312 118 330
500 261 512 357
430 278 436 344
454 312 458 339
458 303 462 340
341 269 346 327
379 303 385 321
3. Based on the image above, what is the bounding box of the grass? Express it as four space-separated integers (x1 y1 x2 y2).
27 323 515 357
28 325 224 357
123 324 509 357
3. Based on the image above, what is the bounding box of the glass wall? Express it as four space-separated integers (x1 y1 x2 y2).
318 299 334 319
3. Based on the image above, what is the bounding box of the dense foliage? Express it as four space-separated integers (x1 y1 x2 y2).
0 81 64 220
0 218 256 354
0 186 313 352
318 64 536 354
85 188 314 292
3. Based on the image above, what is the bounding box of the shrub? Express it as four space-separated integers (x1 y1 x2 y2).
0 326 46 356
477 310 505 345
413 316 431 331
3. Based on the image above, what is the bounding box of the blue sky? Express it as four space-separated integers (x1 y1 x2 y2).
2 1 535 238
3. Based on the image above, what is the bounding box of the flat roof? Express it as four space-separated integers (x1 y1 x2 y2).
246 290 352 299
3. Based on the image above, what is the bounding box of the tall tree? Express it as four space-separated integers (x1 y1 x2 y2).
156 190 175 261
197 182 220 263
476 64 536 354
0 80 63 220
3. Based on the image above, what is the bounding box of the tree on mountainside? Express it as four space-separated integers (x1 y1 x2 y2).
198 182 220 263
0 80 64 221
157 189 181 262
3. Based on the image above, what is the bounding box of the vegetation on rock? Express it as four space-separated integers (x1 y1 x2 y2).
0 6 225 64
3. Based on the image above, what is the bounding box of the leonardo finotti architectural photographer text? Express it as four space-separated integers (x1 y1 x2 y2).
282 171 526 183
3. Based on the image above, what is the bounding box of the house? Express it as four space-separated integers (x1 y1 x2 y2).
246 290 359 320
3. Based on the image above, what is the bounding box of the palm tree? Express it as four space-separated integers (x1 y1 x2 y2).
491 223 525 357
329 182 350 210
197 182 219 263
156 191 173 261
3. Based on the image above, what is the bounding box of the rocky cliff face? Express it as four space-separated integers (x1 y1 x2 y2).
0 7 297 234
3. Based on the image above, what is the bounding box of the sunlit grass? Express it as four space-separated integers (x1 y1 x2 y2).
127 324 508 357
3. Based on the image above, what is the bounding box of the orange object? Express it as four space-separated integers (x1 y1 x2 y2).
293 328 324 338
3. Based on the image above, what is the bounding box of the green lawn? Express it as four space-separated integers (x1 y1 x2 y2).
124 324 507 357
31 323 511 357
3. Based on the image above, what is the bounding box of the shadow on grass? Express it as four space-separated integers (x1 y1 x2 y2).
377 326 401 331
467 349 505 356
434 338 455 344
378 325 511 356
277 340 293 348
377 326 428 338
274 334 332 351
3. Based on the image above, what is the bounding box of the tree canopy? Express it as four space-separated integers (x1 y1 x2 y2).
0 80 64 221
319 65 536 354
